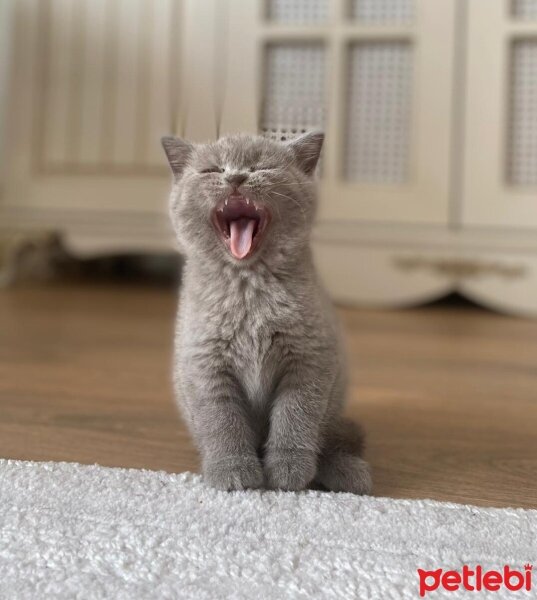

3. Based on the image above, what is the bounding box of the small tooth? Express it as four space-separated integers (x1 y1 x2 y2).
225 198 228 206
246 198 250 205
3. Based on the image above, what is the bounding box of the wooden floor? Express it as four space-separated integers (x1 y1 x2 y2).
1 283 536 509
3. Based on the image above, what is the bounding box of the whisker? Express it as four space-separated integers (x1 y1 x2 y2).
263 181 310 189
268 190 307 223
262 191 282 222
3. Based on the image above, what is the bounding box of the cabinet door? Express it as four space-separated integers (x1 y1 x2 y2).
463 0 537 229
3 0 186 253
220 0 456 225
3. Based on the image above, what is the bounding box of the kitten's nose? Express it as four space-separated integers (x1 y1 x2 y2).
225 173 248 189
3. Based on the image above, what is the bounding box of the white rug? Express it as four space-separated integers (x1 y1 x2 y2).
0 460 535 599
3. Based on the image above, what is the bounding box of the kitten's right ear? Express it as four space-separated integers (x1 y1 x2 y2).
161 136 193 176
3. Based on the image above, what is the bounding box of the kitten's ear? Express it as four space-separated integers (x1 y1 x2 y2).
161 135 193 176
287 131 324 176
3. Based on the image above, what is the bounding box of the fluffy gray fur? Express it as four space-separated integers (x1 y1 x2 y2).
162 131 371 494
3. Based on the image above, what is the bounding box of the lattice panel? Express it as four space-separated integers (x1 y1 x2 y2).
345 42 413 183
261 44 326 142
350 0 414 23
266 0 328 24
512 0 537 19
508 40 537 185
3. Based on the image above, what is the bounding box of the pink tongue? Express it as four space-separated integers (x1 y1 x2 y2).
229 218 256 259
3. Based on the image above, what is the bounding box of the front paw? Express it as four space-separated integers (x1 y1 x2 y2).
265 450 317 491
203 454 263 491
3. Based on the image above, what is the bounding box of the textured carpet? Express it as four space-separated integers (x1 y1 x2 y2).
0 460 535 599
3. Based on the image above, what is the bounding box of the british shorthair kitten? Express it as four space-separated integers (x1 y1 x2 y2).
162 132 371 494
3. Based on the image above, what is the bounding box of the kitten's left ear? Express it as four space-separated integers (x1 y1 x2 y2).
161 135 193 176
287 131 324 176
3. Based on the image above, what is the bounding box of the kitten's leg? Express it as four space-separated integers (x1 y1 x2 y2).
182 372 263 491
264 368 328 491
316 418 372 495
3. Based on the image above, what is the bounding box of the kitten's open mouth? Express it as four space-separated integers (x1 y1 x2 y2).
211 195 270 260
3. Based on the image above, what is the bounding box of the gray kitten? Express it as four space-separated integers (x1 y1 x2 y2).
162 131 371 494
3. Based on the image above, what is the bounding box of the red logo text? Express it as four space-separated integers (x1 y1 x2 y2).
417 564 532 597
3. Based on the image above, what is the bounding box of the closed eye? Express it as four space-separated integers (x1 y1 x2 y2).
200 166 224 174
250 166 276 172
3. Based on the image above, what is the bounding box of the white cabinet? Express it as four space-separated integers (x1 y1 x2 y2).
463 0 537 229
1 0 537 316
218 0 537 316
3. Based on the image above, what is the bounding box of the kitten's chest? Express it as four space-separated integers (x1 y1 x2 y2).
223 299 281 399
230 323 273 404
209 280 295 402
